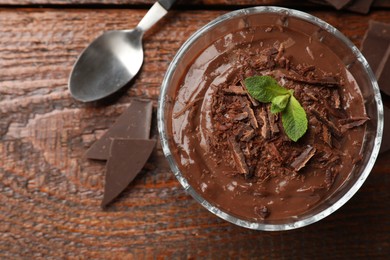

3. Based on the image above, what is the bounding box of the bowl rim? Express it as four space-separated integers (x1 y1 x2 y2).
157 6 384 231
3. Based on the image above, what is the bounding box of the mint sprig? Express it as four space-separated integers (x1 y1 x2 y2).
244 75 308 142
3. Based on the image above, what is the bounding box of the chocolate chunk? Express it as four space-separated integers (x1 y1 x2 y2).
85 99 153 160
291 146 316 171
361 21 390 96
102 138 156 208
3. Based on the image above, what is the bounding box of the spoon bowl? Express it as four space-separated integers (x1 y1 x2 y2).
69 29 143 102
69 0 175 102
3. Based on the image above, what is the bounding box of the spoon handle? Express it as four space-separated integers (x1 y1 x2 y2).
137 0 177 33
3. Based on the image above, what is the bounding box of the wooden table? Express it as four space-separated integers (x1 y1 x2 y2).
1 1 389 258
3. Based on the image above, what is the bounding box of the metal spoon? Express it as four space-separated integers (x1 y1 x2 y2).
69 0 176 102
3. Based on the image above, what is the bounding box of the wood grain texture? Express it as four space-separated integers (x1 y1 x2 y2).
0 0 389 8
0 7 390 259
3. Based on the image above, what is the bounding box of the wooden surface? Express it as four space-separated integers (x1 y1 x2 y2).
1 1 390 259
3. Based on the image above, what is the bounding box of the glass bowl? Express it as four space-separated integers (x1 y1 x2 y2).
157 6 383 230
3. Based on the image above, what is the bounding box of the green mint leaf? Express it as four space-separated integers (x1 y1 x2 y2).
244 75 290 103
271 94 291 114
281 95 308 142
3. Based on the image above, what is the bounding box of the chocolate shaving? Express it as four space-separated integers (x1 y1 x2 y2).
267 142 283 162
240 128 256 142
267 105 280 135
340 116 370 130
310 109 343 138
258 106 271 139
290 146 316 171
223 85 247 95
244 105 259 129
284 73 340 87
233 112 249 121
228 136 249 174
322 124 332 147
332 89 341 109
301 65 316 75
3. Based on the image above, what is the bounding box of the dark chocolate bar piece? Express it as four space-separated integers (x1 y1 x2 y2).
308 0 373 13
85 99 153 160
325 0 352 10
102 138 157 208
380 104 390 154
346 0 374 14
361 20 390 96
377 47 390 96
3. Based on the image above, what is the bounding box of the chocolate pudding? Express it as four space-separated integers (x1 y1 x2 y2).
168 17 369 221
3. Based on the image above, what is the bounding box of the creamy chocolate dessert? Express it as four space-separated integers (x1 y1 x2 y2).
169 20 369 221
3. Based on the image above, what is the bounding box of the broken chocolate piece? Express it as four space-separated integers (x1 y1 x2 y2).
244 105 259 129
258 106 271 139
228 136 249 174
233 112 249 121
102 138 157 208
310 109 343 138
267 142 283 162
377 47 390 96
340 117 370 130
346 0 374 14
284 73 340 87
361 21 390 96
267 105 280 135
322 124 332 147
86 99 153 160
325 0 352 10
290 146 316 171
223 85 247 95
380 104 390 154
240 128 256 142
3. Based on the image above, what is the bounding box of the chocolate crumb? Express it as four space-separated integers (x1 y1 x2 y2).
254 205 270 219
